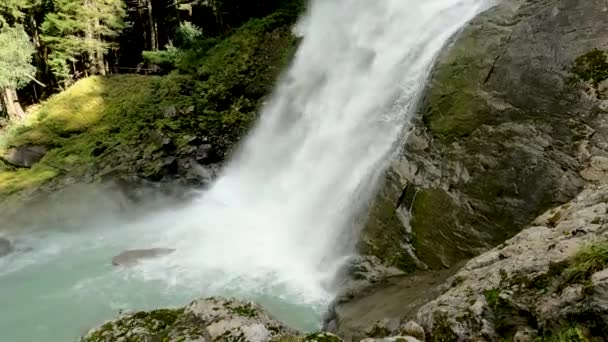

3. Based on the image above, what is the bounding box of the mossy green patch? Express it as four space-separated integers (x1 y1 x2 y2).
562 240 608 285
572 49 608 89
0 4 300 196
228 303 258 318
536 324 590 342
422 23 511 140
358 175 420 271
430 311 458 342
484 288 501 308
410 188 481 269
0 165 58 196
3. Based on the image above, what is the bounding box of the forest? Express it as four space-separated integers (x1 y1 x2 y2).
0 0 295 123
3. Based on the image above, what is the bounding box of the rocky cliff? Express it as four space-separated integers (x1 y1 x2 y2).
361 0 608 273
331 0 608 340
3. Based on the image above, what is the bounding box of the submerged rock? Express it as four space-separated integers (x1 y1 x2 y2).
111 248 175 266
80 297 297 342
0 237 12 257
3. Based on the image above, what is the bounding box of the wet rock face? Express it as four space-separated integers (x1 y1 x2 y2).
360 0 608 271
111 248 176 266
414 185 608 341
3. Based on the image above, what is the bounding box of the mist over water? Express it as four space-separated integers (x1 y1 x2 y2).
149 0 490 299
0 1 489 341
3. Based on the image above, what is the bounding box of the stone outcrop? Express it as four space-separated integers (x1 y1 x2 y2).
111 248 176 266
80 297 297 342
331 0 608 340
331 184 608 341
4 145 48 168
79 296 434 342
360 0 608 273
414 185 608 341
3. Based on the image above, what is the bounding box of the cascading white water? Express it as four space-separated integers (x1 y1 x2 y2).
136 0 491 302
0 1 490 340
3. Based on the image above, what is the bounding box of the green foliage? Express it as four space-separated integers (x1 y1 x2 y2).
484 288 501 308
572 49 608 87
0 0 32 26
41 0 126 85
227 304 258 318
0 6 298 192
562 241 608 285
142 21 219 72
536 324 590 342
0 25 35 89
0 164 58 195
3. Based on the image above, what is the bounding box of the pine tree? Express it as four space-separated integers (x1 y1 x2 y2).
41 0 126 86
0 0 29 27
0 25 36 121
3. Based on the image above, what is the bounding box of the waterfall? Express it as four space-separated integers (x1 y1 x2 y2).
141 0 490 303
0 1 491 340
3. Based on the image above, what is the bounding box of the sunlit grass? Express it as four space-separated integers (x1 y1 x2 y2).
0 165 58 195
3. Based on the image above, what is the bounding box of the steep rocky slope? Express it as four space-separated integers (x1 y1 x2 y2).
330 0 608 339
361 0 608 273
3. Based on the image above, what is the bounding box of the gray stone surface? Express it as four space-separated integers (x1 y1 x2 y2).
80 297 297 342
4 145 48 167
111 248 176 266
360 0 608 273
0 237 12 257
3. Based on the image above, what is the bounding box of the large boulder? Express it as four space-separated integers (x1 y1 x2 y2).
360 0 608 272
80 297 297 342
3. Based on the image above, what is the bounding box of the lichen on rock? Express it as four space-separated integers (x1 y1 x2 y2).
80 297 297 342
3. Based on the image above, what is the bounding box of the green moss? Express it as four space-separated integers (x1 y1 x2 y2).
358 175 421 271
548 211 562 227
536 324 590 342
431 311 458 342
562 241 608 285
0 4 300 195
131 308 184 328
484 288 501 308
572 49 608 88
228 304 258 318
410 188 479 269
422 23 511 139
0 165 58 196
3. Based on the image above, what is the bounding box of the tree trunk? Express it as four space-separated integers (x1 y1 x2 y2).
147 0 158 50
1 88 26 122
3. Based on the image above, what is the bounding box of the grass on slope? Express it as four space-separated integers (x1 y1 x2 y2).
0 4 300 196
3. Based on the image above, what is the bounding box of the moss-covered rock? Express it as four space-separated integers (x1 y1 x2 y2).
360 0 608 273
413 186 608 341
81 297 297 342
0 3 301 224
